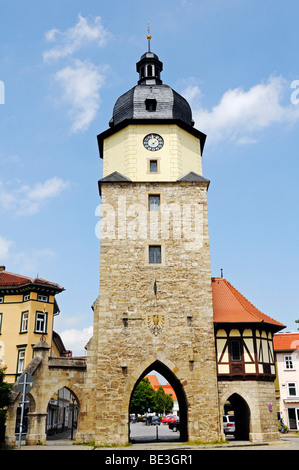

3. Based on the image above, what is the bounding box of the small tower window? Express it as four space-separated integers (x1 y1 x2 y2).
148 194 160 211
149 245 161 264
145 98 157 111
147 65 153 76
150 160 158 173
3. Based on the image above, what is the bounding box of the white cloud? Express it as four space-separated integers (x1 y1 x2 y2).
43 14 110 62
0 236 14 259
183 76 299 145
55 60 106 132
0 176 70 216
59 326 93 356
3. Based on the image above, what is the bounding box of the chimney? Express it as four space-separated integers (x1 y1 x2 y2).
0 266 5 272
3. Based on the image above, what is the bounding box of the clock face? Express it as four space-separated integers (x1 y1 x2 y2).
143 133 164 151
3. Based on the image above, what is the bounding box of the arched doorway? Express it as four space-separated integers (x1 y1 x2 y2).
128 360 188 443
225 393 250 440
46 387 78 441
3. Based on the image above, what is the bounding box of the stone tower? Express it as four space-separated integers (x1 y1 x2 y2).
80 43 221 445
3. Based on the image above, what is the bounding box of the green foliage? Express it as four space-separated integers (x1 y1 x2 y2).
0 367 12 409
129 378 156 415
0 367 12 442
154 386 173 414
129 378 174 416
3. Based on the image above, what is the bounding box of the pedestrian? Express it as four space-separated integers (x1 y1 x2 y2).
280 417 285 433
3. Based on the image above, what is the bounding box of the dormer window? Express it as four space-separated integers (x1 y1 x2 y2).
145 98 157 112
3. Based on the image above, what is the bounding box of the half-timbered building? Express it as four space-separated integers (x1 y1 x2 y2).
212 276 285 440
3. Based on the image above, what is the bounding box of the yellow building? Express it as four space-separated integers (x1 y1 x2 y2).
0 265 64 383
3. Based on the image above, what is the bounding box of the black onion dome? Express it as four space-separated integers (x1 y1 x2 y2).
109 51 194 128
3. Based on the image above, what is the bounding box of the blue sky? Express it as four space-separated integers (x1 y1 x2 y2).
0 0 298 356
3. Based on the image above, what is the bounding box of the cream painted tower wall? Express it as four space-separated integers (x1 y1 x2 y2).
102 124 203 181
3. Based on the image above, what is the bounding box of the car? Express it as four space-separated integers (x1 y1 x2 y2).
169 420 180 432
167 415 179 423
223 415 235 434
162 415 171 423
162 415 174 423
149 416 161 425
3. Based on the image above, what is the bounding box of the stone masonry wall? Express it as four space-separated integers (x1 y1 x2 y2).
84 181 221 445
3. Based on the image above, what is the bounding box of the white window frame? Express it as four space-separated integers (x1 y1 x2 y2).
284 355 294 370
23 294 30 302
37 294 48 302
17 348 26 374
287 382 297 397
21 311 28 333
0 297 3 304
35 311 47 334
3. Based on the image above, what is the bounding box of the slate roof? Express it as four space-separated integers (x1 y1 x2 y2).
212 277 285 331
98 171 132 183
177 172 210 185
110 84 194 128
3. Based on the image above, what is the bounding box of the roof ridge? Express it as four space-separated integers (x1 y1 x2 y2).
0 270 33 281
223 278 284 326
223 278 266 322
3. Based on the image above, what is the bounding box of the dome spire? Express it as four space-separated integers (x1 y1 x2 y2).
136 25 163 86
147 21 152 52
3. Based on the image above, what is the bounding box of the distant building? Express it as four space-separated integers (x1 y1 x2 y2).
0 266 65 382
146 374 179 415
274 333 299 431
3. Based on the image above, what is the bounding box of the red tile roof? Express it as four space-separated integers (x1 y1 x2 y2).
273 333 299 351
212 277 285 330
0 270 64 291
146 375 178 401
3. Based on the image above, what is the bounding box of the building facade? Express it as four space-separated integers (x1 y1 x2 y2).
212 277 284 441
0 266 64 383
274 333 299 431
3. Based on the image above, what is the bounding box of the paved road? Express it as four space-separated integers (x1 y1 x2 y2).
9 424 299 450
129 421 180 443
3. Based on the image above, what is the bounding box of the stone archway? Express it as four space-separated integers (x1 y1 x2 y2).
45 386 80 439
225 393 251 440
128 359 188 442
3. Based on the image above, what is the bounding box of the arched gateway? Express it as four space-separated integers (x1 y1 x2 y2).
128 360 189 442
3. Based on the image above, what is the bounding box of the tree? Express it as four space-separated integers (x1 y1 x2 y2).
0 367 12 442
154 386 173 415
129 378 156 415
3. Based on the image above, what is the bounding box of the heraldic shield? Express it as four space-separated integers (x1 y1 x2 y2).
147 312 165 336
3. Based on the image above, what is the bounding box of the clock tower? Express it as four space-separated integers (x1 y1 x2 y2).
80 43 221 445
